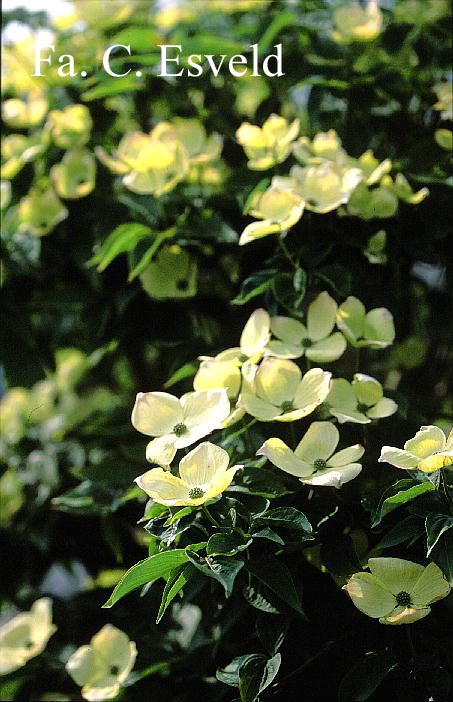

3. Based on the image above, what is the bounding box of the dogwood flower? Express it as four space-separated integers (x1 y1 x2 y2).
433 81 453 121
0 598 57 675
326 375 397 424
268 292 346 362
17 183 68 237
135 441 241 506
239 185 305 245
258 421 364 487
238 359 331 422
2 91 48 130
275 162 363 214
345 558 450 624
336 296 395 348
46 104 92 149
66 624 137 701
236 114 300 170
51 149 96 200
132 388 230 465
346 182 399 220
379 425 453 473
332 0 382 44
293 129 345 165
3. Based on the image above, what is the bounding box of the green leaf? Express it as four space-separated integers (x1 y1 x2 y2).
429 528 453 585
339 651 398 702
232 269 277 306
316 263 353 297
256 615 289 656
127 228 175 281
252 528 284 546
243 581 281 614
271 272 305 316
103 549 190 608
207 531 252 557
426 513 453 557
238 467 288 498
372 480 435 527
374 515 424 550
164 362 197 389
82 74 144 101
186 550 244 596
217 655 257 688
239 653 281 702
156 564 196 623
253 507 312 536
246 557 304 615
88 223 152 272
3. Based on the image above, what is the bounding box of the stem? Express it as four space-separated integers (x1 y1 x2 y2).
222 418 257 447
438 470 453 514
278 235 297 270
289 422 297 450
355 347 361 373
406 626 416 661
202 505 221 529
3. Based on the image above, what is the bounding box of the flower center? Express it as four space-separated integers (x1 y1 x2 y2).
281 400 294 413
110 665 120 676
25 640 33 649
173 422 188 437
395 591 412 607
302 337 313 348
189 486 205 500
357 402 369 414
313 458 327 471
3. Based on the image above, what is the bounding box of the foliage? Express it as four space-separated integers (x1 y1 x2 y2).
1 1 452 701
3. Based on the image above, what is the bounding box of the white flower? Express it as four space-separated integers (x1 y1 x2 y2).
326 375 397 424
66 624 136 701
268 292 346 362
135 441 242 506
131 388 230 466
379 425 453 474
258 421 364 487
0 598 56 675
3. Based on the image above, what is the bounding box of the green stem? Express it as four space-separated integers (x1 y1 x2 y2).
222 418 257 447
406 626 416 661
202 505 221 529
278 234 297 270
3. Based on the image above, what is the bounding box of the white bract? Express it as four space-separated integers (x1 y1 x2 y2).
0 598 56 675
268 292 346 362
379 425 453 473
135 441 241 506
66 624 137 701
238 358 331 422
336 296 395 348
258 421 364 487
345 558 450 625
131 388 230 466
327 375 397 424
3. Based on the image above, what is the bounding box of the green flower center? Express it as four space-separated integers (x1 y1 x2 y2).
302 337 313 348
110 665 120 676
357 402 369 414
25 641 33 649
313 458 327 471
189 487 205 500
281 400 294 413
395 591 412 607
173 422 188 437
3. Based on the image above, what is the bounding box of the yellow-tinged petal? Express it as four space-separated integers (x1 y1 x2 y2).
380 607 430 625
90 625 137 682
363 308 395 347
135 468 189 505
345 572 396 618
293 368 332 411
368 558 425 596
240 308 270 358
270 316 307 346
418 452 453 473
204 466 241 501
181 388 230 431
194 360 241 398
257 438 313 477
352 374 383 406
307 291 337 342
237 392 280 421
301 463 362 487
404 425 446 458
367 397 398 419
82 678 120 702
179 442 229 487
255 358 301 405
295 421 339 462
378 446 419 470
145 436 177 466
306 333 346 363
327 444 364 467
327 378 357 410
410 562 451 606
131 391 182 436
239 219 281 245
336 296 366 343
66 645 100 687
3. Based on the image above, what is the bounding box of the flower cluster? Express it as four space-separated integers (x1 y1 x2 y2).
237 124 428 245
